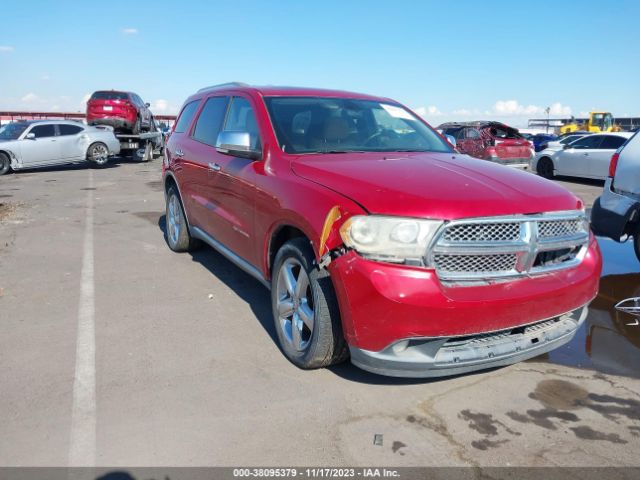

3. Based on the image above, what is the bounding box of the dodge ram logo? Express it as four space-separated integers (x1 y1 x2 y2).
615 298 640 326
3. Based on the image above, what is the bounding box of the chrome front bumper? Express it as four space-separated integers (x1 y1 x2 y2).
349 304 589 378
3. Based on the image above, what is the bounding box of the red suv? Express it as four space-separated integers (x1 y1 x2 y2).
86 90 153 134
438 121 534 167
163 83 601 377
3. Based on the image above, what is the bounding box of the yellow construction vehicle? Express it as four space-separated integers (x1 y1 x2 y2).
560 111 622 134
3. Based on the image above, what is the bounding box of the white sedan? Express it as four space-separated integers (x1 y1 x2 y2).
0 120 121 175
531 132 633 180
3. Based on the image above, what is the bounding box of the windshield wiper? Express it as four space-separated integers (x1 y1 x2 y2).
320 150 367 154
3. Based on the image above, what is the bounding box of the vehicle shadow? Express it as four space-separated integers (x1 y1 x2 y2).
11 162 120 175
157 214 508 386
554 175 605 187
157 214 277 345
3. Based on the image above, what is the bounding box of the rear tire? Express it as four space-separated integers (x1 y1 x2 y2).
0 152 11 175
271 238 348 369
132 116 141 135
537 157 555 179
87 142 109 167
165 186 201 252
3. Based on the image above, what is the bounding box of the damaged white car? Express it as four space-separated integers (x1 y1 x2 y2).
0 120 120 175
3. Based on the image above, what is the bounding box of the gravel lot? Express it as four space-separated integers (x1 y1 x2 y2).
0 159 639 468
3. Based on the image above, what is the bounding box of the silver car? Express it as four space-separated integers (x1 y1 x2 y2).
532 132 633 180
0 120 121 175
591 130 640 260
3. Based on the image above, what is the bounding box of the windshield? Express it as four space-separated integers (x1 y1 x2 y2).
592 113 604 128
0 122 29 140
264 97 452 154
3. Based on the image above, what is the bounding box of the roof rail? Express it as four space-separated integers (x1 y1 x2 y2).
197 82 249 93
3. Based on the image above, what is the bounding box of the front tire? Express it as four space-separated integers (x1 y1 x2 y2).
87 142 109 167
634 227 640 263
537 157 555 179
0 152 11 175
165 186 201 252
271 238 348 369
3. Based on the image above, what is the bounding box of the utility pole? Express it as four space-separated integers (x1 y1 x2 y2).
545 107 551 133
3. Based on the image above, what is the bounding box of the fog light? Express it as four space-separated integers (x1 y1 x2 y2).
392 340 409 354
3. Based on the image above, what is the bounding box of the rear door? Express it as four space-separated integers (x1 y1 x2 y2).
557 135 603 177
591 135 627 179
186 96 230 233
19 124 60 166
57 124 86 159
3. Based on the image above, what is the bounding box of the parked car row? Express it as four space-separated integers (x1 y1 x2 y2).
3 82 636 379
0 120 120 175
0 90 165 175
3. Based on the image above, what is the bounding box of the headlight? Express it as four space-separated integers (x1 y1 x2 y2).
340 215 443 264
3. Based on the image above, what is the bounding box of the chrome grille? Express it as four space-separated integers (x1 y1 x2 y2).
434 253 518 273
443 223 520 242
538 219 582 238
429 211 589 282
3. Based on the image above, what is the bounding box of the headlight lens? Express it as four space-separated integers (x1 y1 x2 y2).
340 215 443 264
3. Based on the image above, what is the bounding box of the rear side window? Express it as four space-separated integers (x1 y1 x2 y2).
173 100 201 134
91 91 129 101
58 124 84 136
30 124 56 138
192 96 229 146
599 136 626 150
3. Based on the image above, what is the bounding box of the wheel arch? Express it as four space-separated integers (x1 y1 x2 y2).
266 224 314 280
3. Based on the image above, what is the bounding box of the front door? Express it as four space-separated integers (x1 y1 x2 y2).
205 95 261 266
557 135 603 177
20 124 60 166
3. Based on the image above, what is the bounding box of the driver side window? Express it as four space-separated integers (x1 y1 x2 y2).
29 124 56 138
571 136 602 149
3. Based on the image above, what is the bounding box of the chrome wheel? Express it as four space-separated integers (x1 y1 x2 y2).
276 258 315 351
167 194 182 246
89 143 108 165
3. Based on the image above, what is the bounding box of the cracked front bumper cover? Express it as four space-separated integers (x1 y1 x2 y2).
349 305 589 378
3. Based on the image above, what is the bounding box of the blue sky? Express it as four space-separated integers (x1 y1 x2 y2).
1 0 638 126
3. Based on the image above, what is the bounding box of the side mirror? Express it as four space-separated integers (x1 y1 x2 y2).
145 103 150 107
25 133 36 140
563 143 572 149
215 131 261 160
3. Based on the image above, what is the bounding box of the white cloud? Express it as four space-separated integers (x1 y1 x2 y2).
152 99 169 112
0 45 14 53
414 105 442 117
21 92 39 103
122 28 138 35
41 74 50 81
491 99 572 117
150 99 179 115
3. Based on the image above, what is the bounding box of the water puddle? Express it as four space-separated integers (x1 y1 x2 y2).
541 237 640 378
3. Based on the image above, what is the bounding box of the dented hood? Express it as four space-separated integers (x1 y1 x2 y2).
291 152 582 220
